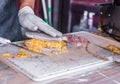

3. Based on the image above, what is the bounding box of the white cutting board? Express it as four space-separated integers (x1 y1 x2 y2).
0 31 119 81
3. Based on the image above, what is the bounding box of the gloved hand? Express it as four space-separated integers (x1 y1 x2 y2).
0 37 11 44
18 6 62 37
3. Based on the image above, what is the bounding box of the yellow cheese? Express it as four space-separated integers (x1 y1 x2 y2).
24 38 67 54
2 49 31 58
105 45 120 54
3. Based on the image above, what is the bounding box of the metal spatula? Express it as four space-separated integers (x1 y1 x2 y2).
25 32 67 41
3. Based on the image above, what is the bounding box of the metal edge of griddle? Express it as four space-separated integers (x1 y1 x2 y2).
32 60 113 82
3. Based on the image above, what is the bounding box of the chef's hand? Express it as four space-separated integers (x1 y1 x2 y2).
18 6 62 37
0 37 11 44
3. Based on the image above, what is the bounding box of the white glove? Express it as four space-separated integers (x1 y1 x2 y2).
18 6 62 37
0 37 11 44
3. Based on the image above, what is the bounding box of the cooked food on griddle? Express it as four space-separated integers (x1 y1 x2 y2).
24 38 67 55
2 34 88 58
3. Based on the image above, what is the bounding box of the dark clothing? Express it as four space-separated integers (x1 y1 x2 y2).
0 0 22 42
